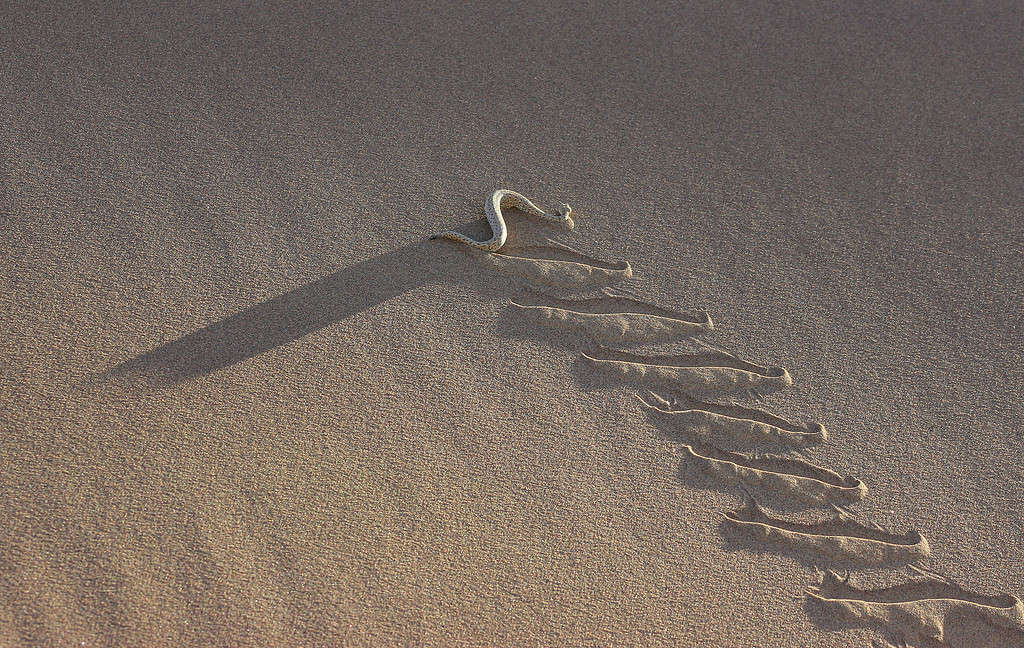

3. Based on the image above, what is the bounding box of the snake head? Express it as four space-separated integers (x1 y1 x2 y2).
557 203 574 230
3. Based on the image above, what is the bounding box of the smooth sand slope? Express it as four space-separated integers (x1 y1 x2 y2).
1 2 1022 647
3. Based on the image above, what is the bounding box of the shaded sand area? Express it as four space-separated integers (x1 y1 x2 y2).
1 2 1022 646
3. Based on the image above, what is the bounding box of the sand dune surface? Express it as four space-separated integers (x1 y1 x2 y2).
1 2 1022 646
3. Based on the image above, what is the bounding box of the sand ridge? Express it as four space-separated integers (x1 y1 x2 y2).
483 240 633 290
807 568 1024 646
510 288 713 344
580 345 793 398
637 390 827 449
722 498 930 569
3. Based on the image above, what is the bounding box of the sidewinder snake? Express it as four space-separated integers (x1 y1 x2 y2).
430 189 574 251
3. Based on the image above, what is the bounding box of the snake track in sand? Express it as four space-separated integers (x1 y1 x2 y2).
431 188 574 251
435 188 1019 647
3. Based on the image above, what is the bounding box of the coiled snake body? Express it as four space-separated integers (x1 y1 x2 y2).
431 189 574 251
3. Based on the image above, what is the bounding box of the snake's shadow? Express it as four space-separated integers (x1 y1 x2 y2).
105 220 522 386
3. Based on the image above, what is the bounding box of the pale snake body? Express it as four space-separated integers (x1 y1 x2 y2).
431 189 574 251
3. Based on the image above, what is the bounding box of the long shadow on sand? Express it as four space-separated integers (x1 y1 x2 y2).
107 235 472 385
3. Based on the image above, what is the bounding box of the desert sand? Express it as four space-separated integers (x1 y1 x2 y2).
1 2 1022 646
